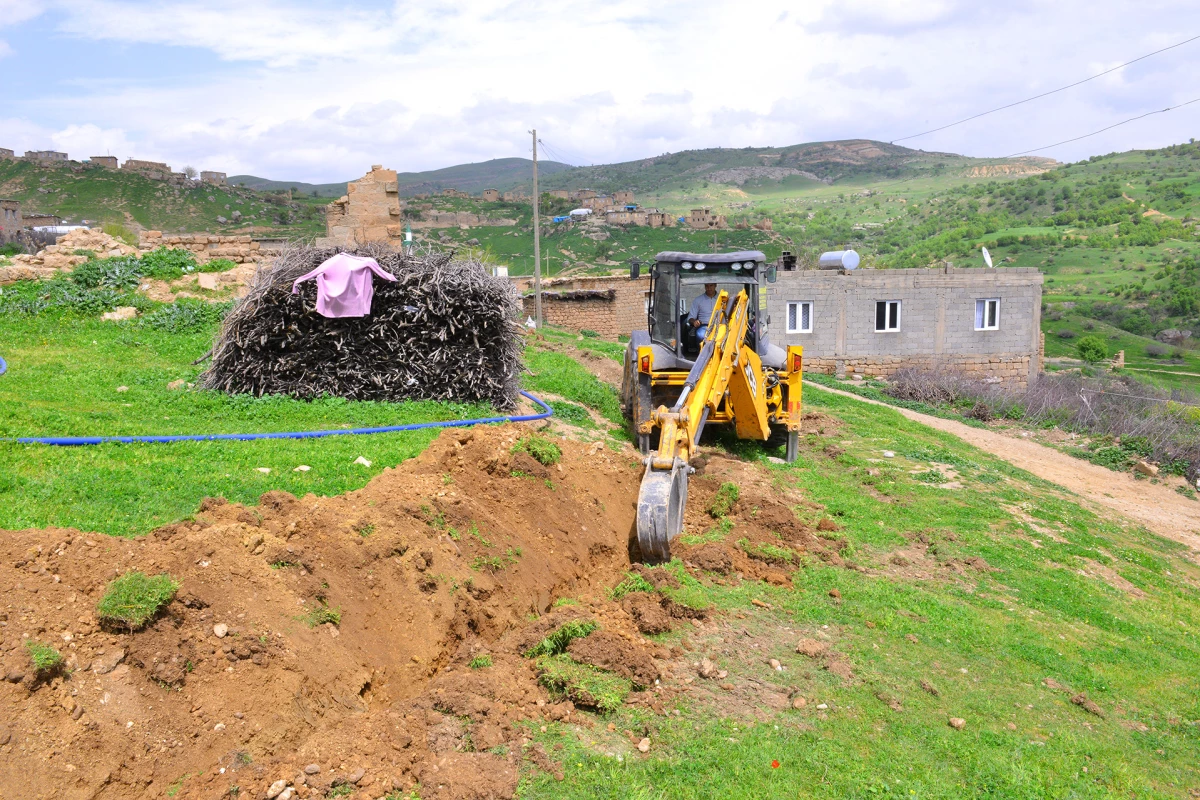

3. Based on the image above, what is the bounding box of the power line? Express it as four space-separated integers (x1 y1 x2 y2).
1004 97 1200 157
892 33 1200 143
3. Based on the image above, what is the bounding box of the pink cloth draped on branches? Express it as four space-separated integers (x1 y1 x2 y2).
291 253 398 318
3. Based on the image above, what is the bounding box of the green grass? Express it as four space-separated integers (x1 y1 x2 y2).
609 572 655 600
525 620 599 658
301 604 341 627
512 433 562 466
0 313 493 536
535 654 631 714
706 481 739 518
514 383 1200 798
469 655 493 669
25 640 65 675
96 571 180 630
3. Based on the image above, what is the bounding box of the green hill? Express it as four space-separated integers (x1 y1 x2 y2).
229 156 574 199
0 158 327 237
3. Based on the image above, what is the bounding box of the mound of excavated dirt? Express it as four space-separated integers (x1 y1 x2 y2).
0 425 653 800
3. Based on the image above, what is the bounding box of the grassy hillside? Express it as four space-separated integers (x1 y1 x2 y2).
0 158 326 237
230 157 574 199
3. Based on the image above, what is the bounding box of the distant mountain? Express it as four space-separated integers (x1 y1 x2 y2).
535 139 1056 194
229 157 574 199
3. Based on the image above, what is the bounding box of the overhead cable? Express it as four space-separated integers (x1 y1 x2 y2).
1005 97 1200 156
892 33 1200 143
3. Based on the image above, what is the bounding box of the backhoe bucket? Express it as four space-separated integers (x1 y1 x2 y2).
636 458 688 564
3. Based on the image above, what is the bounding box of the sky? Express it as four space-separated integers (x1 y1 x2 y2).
2 0 1198 183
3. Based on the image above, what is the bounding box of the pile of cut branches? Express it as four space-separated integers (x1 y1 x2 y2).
201 244 522 408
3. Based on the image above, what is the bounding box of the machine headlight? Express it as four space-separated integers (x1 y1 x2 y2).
681 261 693 270
694 262 706 271
730 262 742 271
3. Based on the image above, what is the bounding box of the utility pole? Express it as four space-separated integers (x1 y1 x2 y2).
531 129 542 328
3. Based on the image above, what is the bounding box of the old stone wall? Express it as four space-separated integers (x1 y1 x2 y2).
139 231 282 264
318 165 404 247
409 211 518 229
521 275 650 338
769 266 1043 385
0 199 21 243
90 156 118 168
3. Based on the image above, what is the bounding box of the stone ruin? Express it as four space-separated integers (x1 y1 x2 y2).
317 165 405 248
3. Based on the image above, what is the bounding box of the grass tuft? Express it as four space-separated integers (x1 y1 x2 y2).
535 654 631 714
706 482 740 518
301 603 341 627
469 655 493 669
524 620 597 658
512 434 562 466
26 640 65 675
609 572 655 600
96 571 180 630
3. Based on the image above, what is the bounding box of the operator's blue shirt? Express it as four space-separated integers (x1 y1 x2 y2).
689 292 718 329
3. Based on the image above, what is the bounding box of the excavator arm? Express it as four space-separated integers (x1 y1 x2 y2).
637 288 773 562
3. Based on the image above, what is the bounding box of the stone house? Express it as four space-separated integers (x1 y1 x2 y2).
646 211 676 228
768 266 1043 385
25 150 68 162
687 208 728 230
90 156 118 168
201 171 227 185
0 199 21 243
441 188 469 198
481 188 500 202
521 275 650 338
612 190 634 205
22 212 61 228
605 209 647 226
317 165 405 248
1 148 16 159
549 190 569 199
571 189 597 201
122 159 172 180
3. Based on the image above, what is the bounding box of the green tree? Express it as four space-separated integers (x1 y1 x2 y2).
1076 335 1109 363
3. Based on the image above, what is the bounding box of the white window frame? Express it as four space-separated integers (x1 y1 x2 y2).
875 300 901 332
786 301 813 334
975 298 1000 331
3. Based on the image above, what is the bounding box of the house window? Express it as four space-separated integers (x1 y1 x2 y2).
975 298 1000 331
875 300 901 332
786 301 812 333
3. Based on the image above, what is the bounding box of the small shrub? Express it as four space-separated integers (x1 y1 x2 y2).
524 620 597 658
579 329 600 338
96 571 180 630
1056 329 1077 339
609 572 655 599
469 655 493 669
26 640 65 676
301 604 342 627
706 482 739 518
1146 343 1169 358
139 247 200 279
1076 335 1110 363
142 299 231 333
512 434 561 466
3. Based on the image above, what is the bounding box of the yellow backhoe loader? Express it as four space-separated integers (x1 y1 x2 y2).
621 251 803 563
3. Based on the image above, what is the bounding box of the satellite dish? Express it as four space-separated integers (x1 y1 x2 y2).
982 246 993 268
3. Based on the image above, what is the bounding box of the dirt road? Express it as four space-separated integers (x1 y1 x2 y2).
810 382 1200 553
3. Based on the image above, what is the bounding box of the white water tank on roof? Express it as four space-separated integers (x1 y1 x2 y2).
818 250 860 270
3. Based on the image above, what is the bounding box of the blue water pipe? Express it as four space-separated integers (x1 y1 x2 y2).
0 354 6 376
0 356 553 445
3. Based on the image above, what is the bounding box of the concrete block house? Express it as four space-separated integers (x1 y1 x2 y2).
768 266 1043 385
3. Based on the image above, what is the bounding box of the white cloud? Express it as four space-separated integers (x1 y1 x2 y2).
0 0 1197 179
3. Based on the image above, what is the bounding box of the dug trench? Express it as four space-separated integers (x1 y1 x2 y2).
0 422 850 800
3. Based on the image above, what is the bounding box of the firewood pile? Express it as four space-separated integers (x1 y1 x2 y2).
200 244 523 408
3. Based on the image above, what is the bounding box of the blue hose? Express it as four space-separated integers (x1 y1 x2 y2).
4 389 553 446
0 355 6 376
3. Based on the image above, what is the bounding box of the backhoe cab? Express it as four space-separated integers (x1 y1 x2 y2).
620 251 803 563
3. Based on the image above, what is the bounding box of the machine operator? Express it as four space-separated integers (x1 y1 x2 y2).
688 283 719 340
